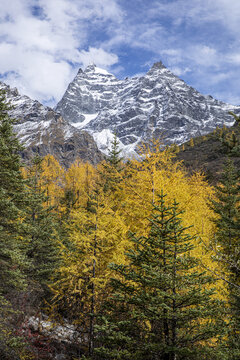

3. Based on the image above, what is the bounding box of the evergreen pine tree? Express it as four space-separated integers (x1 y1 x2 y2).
0 89 26 292
210 113 240 358
108 133 123 168
24 156 60 294
94 193 224 360
210 159 239 260
100 133 123 193
209 159 240 359
0 89 29 358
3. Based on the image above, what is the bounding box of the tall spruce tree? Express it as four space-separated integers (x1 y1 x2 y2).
24 156 60 294
100 133 123 193
0 89 26 292
210 159 239 262
108 133 123 168
94 193 224 360
209 159 240 359
210 113 240 359
0 89 28 358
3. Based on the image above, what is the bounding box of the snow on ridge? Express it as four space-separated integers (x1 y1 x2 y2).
92 129 116 154
55 61 240 158
71 113 98 129
92 128 138 159
84 64 114 77
94 67 113 76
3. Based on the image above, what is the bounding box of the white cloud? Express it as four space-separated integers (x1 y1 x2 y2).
1 0 240 107
78 47 118 69
150 0 240 36
160 45 220 70
186 45 219 67
0 0 122 104
169 66 191 77
227 53 240 65
102 21 169 63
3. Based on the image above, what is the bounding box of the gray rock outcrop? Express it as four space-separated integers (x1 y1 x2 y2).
0 82 103 167
56 62 240 157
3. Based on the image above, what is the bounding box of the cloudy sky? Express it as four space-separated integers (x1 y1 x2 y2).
1 0 240 107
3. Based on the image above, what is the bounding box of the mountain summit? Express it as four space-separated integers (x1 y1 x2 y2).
2 61 240 166
0 81 103 167
55 62 240 156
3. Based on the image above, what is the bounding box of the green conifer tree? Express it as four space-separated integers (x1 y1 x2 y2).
0 89 27 292
209 159 240 359
210 159 239 259
108 133 123 168
100 133 123 193
94 193 224 360
24 156 60 295
210 113 240 358
0 89 29 358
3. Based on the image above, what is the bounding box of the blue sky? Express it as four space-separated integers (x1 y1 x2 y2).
1 0 240 107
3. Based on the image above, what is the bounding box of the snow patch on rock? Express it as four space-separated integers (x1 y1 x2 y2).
55 62 240 158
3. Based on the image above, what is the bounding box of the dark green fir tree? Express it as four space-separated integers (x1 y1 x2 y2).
209 159 240 359
94 192 225 360
211 112 240 359
210 159 239 260
0 89 27 292
24 156 60 296
108 133 123 168
0 89 28 358
100 132 124 193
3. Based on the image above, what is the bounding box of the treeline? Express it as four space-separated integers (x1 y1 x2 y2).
0 89 239 359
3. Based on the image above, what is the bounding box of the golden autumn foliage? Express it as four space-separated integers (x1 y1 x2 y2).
114 140 215 244
40 155 64 207
50 162 129 345
51 189 129 316
189 137 194 146
17 143 234 358
63 160 96 210
32 147 226 332
119 142 226 294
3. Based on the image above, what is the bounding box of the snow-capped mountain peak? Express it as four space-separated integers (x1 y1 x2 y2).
54 61 240 156
0 81 103 167
84 63 114 76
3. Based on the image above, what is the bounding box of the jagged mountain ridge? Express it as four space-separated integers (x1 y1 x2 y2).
0 82 103 167
55 62 240 156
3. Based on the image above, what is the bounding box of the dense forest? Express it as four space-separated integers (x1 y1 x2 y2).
0 89 239 360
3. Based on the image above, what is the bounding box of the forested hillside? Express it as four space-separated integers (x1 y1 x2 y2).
0 89 239 359
176 118 240 183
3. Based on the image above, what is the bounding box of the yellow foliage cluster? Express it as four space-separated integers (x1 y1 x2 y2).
34 141 225 328
40 155 65 207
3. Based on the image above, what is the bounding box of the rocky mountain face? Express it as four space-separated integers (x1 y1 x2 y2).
56 62 240 157
3 61 240 167
0 82 103 167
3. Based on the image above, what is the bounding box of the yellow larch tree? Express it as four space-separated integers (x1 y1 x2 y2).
63 159 96 212
114 140 223 292
48 139 227 355
51 162 129 356
40 155 65 208
114 140 183 234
